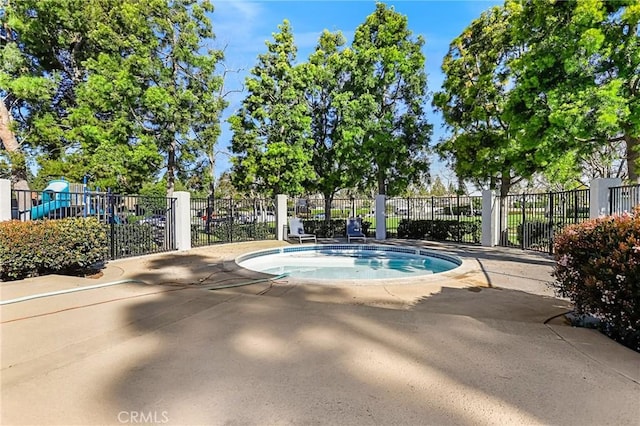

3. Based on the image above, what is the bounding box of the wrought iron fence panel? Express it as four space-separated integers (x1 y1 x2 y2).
106 193 176 260
191 197 276 246
289 197 373 237
388 196 482 243
609 184 640 215
289 195 481 243
498 189 590 254
10 187 177 260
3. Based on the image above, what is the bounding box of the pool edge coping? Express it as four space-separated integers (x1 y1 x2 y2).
234 243 476 287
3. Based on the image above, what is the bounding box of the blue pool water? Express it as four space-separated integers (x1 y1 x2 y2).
236 245 461 280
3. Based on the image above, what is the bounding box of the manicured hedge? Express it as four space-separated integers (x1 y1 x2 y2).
301 219 371 238
210 222 274 242
552 208 640 350
110 223 159 257
397 219 481 243
0 218 108 281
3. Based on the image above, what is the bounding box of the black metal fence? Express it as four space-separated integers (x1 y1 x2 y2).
390 196 483 243
498 189 590 254
190 197 276 247
609 184 640 215
11 185 176 260
8 182 609 258
288 197 373 238
289 195 482 243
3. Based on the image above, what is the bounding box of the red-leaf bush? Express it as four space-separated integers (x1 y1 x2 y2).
0 218 108 281
552 207 640 350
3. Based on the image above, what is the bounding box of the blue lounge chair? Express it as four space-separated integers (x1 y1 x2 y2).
288 217 317 243
347 217 367 243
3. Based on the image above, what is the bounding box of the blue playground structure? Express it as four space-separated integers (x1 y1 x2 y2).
30 179 72 220
28 178 117 221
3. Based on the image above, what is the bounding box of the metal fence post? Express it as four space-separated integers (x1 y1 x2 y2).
430 196 435 237
548 192 554 255
207 197 212 245
228 199 233 242
108 190 115 259
456 194 461 242
521 193 526 249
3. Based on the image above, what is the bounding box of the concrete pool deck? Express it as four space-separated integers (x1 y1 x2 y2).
1 240 639 425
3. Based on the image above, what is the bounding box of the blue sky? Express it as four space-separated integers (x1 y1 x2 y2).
208 0 501 185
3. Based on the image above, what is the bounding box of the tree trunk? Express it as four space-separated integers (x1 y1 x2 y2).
1 99 30 215
377 170 386 195
208 150 216 197
324 192 333 225
166 138 176 197
499 178 511 199
0 100 18 154
625 134 640 183
498 172 513 246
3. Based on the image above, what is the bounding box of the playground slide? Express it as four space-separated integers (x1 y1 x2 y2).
30 199 70 220
29 180 72 220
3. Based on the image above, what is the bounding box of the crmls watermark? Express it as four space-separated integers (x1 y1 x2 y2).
117 411 169 424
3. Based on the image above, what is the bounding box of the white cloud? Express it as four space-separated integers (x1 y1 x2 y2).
213 0 263 24
211 1 266 51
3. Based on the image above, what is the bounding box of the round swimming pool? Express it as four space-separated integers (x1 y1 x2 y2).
235 244 461 281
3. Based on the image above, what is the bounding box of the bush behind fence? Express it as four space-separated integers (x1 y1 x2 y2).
291 195 482 243
11 187 177 261
190 197 277 246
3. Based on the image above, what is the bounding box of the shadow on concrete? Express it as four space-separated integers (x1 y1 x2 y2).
102 255 638 425
381 239 555 265
4 242 639 425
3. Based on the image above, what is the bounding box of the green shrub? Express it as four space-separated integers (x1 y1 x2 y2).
210 222 274 242
0 218 108 281
110 223 159 257
252 223 275 240
398 219 428 239
517 221 551 247
397 219 480 242
431 220 451 240
454 221 482 243
302 219 345 238
552 208 640 350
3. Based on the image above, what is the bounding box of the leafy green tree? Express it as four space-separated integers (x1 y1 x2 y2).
1 0 165 193
300 30 362 221
53 1 166 193
1 0 61 197
137 0 225 196
507 0 640 183
429 176 447 197
433 5 535 198
349 3 432 196
1 0 225 195
229 20 314 197
214 171 240 199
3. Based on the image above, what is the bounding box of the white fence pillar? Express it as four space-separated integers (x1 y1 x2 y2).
375 194 386 240
590 178 621 218
0 179 11 222
174 191 191 251
276 194 287 241
481 189 498 247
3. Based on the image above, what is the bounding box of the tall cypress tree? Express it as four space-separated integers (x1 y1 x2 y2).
349 3 432 196
229 20 314 197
